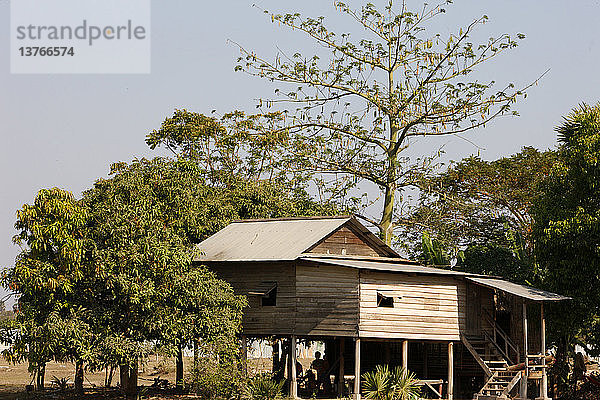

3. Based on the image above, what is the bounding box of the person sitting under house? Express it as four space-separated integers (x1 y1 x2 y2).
310 351 331 395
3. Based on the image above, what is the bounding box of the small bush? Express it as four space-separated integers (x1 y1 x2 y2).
362 365 421 400
187 356 246 399
246 373 285 400
51 376 70 392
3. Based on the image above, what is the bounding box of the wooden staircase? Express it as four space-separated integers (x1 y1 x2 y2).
461 335 521 400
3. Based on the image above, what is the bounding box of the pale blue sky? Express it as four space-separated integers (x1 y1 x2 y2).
1 0 599 304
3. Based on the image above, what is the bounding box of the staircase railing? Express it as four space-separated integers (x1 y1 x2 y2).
460 335 492 378
482 309 520 365
501 372 522 398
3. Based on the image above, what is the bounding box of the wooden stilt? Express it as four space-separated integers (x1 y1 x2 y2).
290 335 297 399
339 338 345 398
241 335 248 377
354 338 361 400
423 342 429 379
448 342 454 400
384 342 391 365
536 303 550 400
521 302 528 400
402 340 408 371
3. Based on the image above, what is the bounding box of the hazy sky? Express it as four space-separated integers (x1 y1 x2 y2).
1 0 599 304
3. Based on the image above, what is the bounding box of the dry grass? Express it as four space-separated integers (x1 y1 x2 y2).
0 356 182 399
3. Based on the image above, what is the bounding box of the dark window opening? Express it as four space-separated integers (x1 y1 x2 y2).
377 292 394 307
261 286 277 307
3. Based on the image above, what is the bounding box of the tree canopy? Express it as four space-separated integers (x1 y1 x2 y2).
235 0 536 243
532 103 600 355
409 147 557 282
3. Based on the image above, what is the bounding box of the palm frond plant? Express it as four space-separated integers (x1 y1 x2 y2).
362 365 421 400
245 373 286 400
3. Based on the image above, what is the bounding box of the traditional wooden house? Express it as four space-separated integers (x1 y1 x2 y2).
195 216 569 400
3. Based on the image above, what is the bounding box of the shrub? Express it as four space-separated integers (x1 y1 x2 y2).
246 373 285 400
187 356 246 399
362 365 421 400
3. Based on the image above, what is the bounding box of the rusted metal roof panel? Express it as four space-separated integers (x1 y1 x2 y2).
195 216 352 261
467 277 570 302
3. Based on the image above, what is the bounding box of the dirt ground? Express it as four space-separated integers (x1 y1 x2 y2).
0 356 182 399
0 357 308 400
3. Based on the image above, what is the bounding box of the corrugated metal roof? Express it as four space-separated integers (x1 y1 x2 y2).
302 257 479 276
195 216 352 261
467 277 571 302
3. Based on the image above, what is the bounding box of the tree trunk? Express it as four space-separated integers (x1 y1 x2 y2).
105 364 115 387
74 360 84 394
128 366 138 397
193 338 198 372
176 344 184 391
120 365 129 394
380 184 396 245
36 363 46 390
380 113 400 246
120 364 138 398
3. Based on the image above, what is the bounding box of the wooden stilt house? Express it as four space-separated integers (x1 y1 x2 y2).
195 216 569 400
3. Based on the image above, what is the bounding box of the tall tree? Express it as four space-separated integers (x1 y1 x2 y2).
2 188 93 392
532 104 600 380
82 157 338 394
82 158 249 396
409 147 557 281
234 0 537 243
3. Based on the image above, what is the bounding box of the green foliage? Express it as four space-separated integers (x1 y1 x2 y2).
235 0 531 243
418 232 457 267
146 109 295 186
532 103 600 357
460 244 530 283
51 376 70 391
245 373 285 400
82 158 247 367
362 365 420 400
413 147 557 254
2 188 94 381
187 348 247 400
409 147 557 283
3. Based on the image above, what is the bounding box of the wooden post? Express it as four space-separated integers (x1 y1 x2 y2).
423 342 429 379
354 338 361 400
537 303 549 400
384 342 391 365
448 342 454 400
521 302 528 400
241 335 248 377
339 338 345 398
402 340 409 371
290 336 298 399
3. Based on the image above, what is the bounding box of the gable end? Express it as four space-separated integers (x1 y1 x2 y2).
305 223 391 257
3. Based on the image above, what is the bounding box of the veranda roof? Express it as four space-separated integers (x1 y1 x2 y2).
467 277 571 302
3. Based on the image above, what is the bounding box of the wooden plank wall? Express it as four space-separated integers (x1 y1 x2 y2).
359 271 467 341
208 262 296 336
295 263 359 336
307 226 386 256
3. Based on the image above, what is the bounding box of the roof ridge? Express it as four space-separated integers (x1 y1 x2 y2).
230 215 352 223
